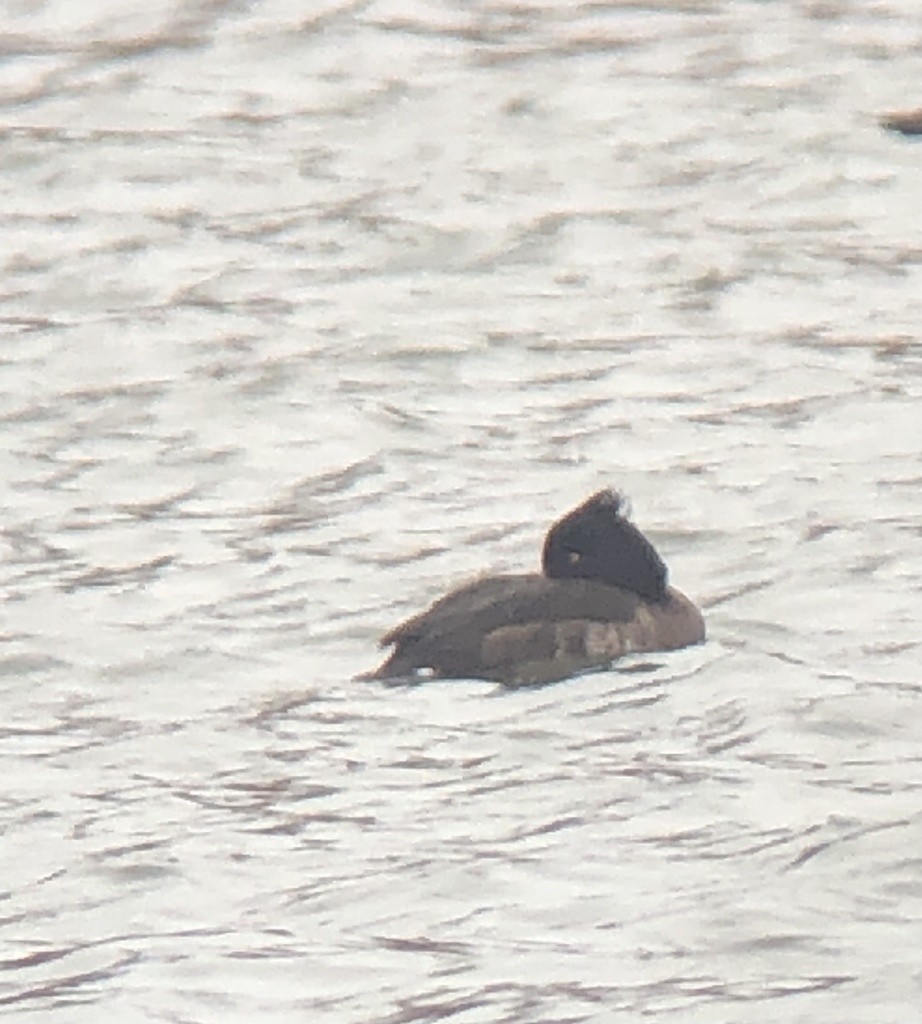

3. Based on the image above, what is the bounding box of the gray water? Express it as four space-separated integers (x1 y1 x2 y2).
1 1 921 1021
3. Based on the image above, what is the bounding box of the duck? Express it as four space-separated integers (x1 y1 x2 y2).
880 108 922 136
365 489 705 686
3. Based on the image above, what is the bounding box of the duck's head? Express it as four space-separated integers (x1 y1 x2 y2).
541 489 668 603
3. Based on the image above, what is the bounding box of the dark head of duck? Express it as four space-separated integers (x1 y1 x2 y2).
541 489 668 603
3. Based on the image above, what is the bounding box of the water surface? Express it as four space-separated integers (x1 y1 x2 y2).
1 2 921 1021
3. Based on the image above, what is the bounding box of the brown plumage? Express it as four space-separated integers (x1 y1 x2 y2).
881 109 922 136
365 490 705 686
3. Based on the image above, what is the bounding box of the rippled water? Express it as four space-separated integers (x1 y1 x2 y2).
1 1 921 1021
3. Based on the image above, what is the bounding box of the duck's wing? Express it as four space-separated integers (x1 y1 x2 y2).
379 575 538 647
380 574 641 645
371 575 642 682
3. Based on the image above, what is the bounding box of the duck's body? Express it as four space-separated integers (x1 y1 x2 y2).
881 109 922 136
366 489 705 686
370 574 703 685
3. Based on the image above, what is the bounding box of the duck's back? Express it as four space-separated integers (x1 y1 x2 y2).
370 574 703 685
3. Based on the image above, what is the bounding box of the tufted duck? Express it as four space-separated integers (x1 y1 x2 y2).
366 489 704 685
